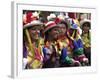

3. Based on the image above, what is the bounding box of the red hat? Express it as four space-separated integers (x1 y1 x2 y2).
23 12 43 29
44 21 58 33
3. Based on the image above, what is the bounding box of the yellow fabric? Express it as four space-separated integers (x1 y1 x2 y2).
56 38 70 55
27 38 44 69
25 29 35 57
74 19 80 27
82 33 91 48
27 52 42 69
31 60 42 69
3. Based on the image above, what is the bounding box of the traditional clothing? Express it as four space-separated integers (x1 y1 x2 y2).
81 19 91 65
68 22 88 65
23 11 44 69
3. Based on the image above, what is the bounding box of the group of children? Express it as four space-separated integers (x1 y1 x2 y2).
23 11 91 69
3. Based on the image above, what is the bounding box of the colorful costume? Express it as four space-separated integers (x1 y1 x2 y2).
43 21 60 68
80 19 91 65
56 20 80 67
23 11 44 69
68 23 88 65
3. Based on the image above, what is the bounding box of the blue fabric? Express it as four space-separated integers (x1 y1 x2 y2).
73 39 83 50
43 47 47 56
60 48 68 61
72 24 78 29
43 47 51 61
23 45 27 58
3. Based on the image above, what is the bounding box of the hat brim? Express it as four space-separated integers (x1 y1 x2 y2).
23 20 43 29
44 24 58 33
80 20 91 28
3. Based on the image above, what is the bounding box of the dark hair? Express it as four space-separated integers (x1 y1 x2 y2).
59 20 69 29
81 22 91 39
82 22 91 29
44 31 49 43
44 27 54 43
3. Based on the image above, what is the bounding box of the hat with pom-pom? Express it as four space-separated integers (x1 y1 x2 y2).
23 11 44 29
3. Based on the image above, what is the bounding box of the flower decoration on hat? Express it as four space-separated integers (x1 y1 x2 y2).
23 11 43 29
32 11 39 20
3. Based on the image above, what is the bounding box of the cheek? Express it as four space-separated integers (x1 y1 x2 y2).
61 28 66 33
83 27 89 32
62 28 66 32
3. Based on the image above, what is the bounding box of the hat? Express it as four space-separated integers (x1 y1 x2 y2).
24 20 43 29
80 19 91 29
57 20 69 29
23 12 43 29
44 21 58 33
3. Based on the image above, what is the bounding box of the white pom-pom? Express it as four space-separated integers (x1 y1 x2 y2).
32 12 39 18
50 13 56 18
57 14 65 20
47 13 56 20
47 16 50 21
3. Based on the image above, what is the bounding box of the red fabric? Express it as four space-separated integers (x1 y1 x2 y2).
46 22 56 28
45 22 56 32
78 55 86 62
54 18 61 24
34 48 42 61
26 12 33 23
68 13 76 19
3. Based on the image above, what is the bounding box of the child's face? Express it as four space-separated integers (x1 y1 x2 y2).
28 26 42 40
83 23 90 33
48 27 60 40
80 14 85 20
58 24 67 36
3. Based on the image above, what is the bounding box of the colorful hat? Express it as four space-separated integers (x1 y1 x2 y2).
44 21 58 33
23 12 43 29
24 20 43 29
80 19 91 29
